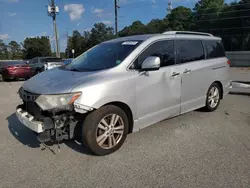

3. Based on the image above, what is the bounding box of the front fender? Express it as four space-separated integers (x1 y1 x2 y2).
72 80 137 119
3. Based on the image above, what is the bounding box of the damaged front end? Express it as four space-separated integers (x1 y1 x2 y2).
16 88 92 143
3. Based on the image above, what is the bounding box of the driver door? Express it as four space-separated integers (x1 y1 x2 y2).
134 40 181 129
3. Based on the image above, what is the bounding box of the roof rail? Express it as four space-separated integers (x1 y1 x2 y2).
162 31 213 36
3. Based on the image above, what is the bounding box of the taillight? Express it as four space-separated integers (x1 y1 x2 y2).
20 64 31 69
227 60 230 65
23 65 31 69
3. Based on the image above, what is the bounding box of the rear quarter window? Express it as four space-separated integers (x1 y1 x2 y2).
204 40 225 59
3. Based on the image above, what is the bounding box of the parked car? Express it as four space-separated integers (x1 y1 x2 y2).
16 31 231 155
0 61 34 81
29 57 64 73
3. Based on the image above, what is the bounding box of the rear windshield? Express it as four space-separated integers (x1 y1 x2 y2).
64 40 142 71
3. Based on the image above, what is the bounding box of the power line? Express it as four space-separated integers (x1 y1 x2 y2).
118 2 250 12
194 8 250 16
194 15 250 22
193 2 250 11
218 34 250 37
117 20 250 31
119 11 250 23
118 12 250 28
199 26 250 31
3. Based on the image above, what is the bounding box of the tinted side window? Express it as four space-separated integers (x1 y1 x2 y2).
177 40 205 64
40 58 47 63
48 58 62 62
30 58 38 64
135 40 175 69
204 40 225 59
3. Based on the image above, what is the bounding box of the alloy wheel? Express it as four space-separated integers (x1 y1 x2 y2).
96 114 124 149
208 86 220 108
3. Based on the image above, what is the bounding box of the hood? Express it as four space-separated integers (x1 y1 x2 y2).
22 68 101 94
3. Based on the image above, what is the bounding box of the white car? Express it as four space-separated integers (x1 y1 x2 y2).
29 57 64 73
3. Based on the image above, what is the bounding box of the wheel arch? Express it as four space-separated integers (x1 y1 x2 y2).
103 101 134 134
213 81 224 99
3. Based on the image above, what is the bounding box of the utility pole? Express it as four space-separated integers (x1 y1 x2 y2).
66 30 70 58
48 0 60 58
114 0 119 37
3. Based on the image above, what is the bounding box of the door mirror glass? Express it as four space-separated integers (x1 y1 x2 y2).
141 56 160 71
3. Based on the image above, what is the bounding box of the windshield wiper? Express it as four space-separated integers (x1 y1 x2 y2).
69 68 81 72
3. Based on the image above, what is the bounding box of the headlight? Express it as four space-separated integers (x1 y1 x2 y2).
44 63 48 70
35 92 81 110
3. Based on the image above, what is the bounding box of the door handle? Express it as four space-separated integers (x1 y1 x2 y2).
183 69 191 74
170 72 180 77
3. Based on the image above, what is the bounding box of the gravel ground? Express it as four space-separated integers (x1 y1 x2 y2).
230 68 250 82
0 71 250 188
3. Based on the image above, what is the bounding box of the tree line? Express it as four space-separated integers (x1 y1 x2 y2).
0 40 23 60
0 36 52 60
0 0 249 60
67 0 250 58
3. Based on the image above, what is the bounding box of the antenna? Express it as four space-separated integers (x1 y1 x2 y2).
167 1 173 14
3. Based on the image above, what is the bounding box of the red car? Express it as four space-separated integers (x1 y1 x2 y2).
0 61 35 81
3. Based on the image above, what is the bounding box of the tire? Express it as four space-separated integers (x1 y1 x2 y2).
36 68 42 74
82 105 129 156
25 76 31 81
203 83 221 112
0 74 3 82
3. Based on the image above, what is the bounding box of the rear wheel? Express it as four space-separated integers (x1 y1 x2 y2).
82 105 129 156
204 83 221 112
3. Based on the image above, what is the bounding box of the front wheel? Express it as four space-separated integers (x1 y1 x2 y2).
204 83 221 112
82 105 129 156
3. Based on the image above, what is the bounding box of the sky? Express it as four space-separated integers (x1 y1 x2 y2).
0 0 236 52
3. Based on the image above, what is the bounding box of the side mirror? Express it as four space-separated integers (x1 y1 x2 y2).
141 56 160 71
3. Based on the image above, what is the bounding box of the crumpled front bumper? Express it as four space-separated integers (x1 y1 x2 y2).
16 107 45 133
16 104 79 143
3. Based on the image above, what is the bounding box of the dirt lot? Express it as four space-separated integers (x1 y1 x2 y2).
0 76 250 188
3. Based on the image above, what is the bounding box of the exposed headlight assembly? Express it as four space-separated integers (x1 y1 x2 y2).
44 63 48 70
35 92 81 110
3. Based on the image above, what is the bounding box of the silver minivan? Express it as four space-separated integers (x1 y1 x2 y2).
16 31 231 155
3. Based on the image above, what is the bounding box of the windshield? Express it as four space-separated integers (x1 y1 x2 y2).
65 40 142 71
